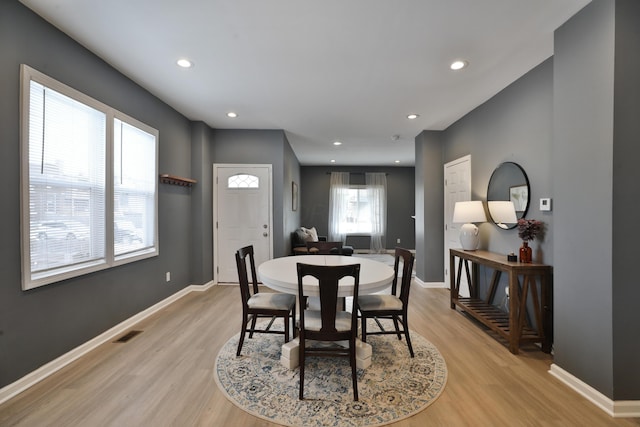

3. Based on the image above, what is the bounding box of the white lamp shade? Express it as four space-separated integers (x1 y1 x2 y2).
488 201 517 229
452 201 486 251
452 201 486 224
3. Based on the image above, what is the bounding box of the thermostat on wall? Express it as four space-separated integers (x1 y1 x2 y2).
540 198 552 211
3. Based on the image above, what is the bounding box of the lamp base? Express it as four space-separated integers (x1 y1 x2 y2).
459 223 480 250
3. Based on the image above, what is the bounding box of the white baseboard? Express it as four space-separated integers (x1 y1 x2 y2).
549 364 640 418
0 282 215 405
414 277 446 288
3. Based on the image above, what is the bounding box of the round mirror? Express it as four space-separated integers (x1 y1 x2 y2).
487 162 530 229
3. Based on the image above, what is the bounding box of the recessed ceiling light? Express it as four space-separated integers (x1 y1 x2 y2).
176 58 193 68
330 159 336 163
226 112 238 118
407 114 419 120
450 60 468 71
333 141 342 146
395 160 400 163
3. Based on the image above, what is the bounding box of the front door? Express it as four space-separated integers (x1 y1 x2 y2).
214 164 272 283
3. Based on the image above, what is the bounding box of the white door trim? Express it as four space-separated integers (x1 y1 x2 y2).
444 155 471 294
213 163 273 284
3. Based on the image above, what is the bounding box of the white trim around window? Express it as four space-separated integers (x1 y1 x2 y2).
20 64 159 290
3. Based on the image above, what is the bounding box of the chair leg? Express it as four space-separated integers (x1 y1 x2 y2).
350 337 359 401
284 314 290 343
402 314 414 357
373 316 385 332
299 337 305 400
291 304 297 338
248 314 258 339
392 316 402 340
236 316 248 357
361 314 367 343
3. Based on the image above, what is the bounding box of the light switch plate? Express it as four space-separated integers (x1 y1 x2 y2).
540 198 552 211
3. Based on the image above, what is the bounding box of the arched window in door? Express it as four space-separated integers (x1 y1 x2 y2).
228 174 259 188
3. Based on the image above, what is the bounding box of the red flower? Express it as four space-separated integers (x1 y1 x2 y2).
517 219 542 241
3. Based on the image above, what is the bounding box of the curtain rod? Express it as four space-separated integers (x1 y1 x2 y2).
325 172 389 175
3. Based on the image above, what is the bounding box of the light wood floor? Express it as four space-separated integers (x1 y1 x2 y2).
1 284 638 427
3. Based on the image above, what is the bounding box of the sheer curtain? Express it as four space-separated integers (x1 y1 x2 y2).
366 173 387 253
328 172 350 243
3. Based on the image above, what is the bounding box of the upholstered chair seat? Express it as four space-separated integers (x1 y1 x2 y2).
357 294 403 311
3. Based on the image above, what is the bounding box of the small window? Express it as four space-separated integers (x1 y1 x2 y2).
228 174 259 188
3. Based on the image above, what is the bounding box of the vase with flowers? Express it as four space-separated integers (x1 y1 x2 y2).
517 219 542 263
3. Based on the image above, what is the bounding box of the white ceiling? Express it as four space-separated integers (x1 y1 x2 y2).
20 0 590 166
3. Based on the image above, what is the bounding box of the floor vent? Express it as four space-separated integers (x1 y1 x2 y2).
114 330 143 343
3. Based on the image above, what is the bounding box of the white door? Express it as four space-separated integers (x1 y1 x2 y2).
214 164 273 283
444 155 471 296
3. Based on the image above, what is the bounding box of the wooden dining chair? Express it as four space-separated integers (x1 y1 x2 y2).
305 240 343 255
235 245 296 357
296 262 361 401
356 247 415 357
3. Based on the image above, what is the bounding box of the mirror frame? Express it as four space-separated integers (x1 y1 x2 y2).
486 162 530 229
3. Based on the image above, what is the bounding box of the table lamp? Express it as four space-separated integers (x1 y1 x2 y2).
488 201 518 229
452 201 486 250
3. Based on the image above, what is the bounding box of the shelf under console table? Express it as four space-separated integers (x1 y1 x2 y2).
449 248 552 354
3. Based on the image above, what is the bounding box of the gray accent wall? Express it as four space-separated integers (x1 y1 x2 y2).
414 132 444 282
0 1 194 387
210 128 298 258
414 0 639 401
554 0 640 400
611 0 640 399
0 1 301 389
299 166 415 253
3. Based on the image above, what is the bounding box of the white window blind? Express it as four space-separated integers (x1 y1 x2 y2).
21 65 158 290
27 81 107 278
113 118 157 258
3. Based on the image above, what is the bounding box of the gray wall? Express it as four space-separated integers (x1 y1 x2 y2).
0 1 194 387
611 0 640 399
299 166 415 253
210 129 295 258
442 59 554 261
414 132 444 282
414 0 640 401
283 136 302 254
554 0 640 400
190 122 214 285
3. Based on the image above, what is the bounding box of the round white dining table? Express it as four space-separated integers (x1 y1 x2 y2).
258 255 394 297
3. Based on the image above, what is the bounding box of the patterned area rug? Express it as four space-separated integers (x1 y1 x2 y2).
214 319 447 426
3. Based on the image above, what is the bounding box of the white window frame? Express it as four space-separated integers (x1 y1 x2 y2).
20 64 159 290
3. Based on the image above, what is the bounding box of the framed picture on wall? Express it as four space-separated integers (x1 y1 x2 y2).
510 184 528 213
292 181 298 211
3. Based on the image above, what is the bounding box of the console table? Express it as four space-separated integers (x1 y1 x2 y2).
449 249 552 354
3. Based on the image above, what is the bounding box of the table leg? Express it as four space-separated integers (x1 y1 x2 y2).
508 270 520 354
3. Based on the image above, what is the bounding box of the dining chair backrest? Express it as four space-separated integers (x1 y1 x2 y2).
391 247 415 304
235 245 296 357
296 262 360 337
296 262 361 401
236 245 260 304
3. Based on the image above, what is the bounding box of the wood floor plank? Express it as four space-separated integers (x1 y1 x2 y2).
0 284 638 427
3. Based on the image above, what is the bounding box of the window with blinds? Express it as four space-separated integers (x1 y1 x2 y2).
21 65 158 290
